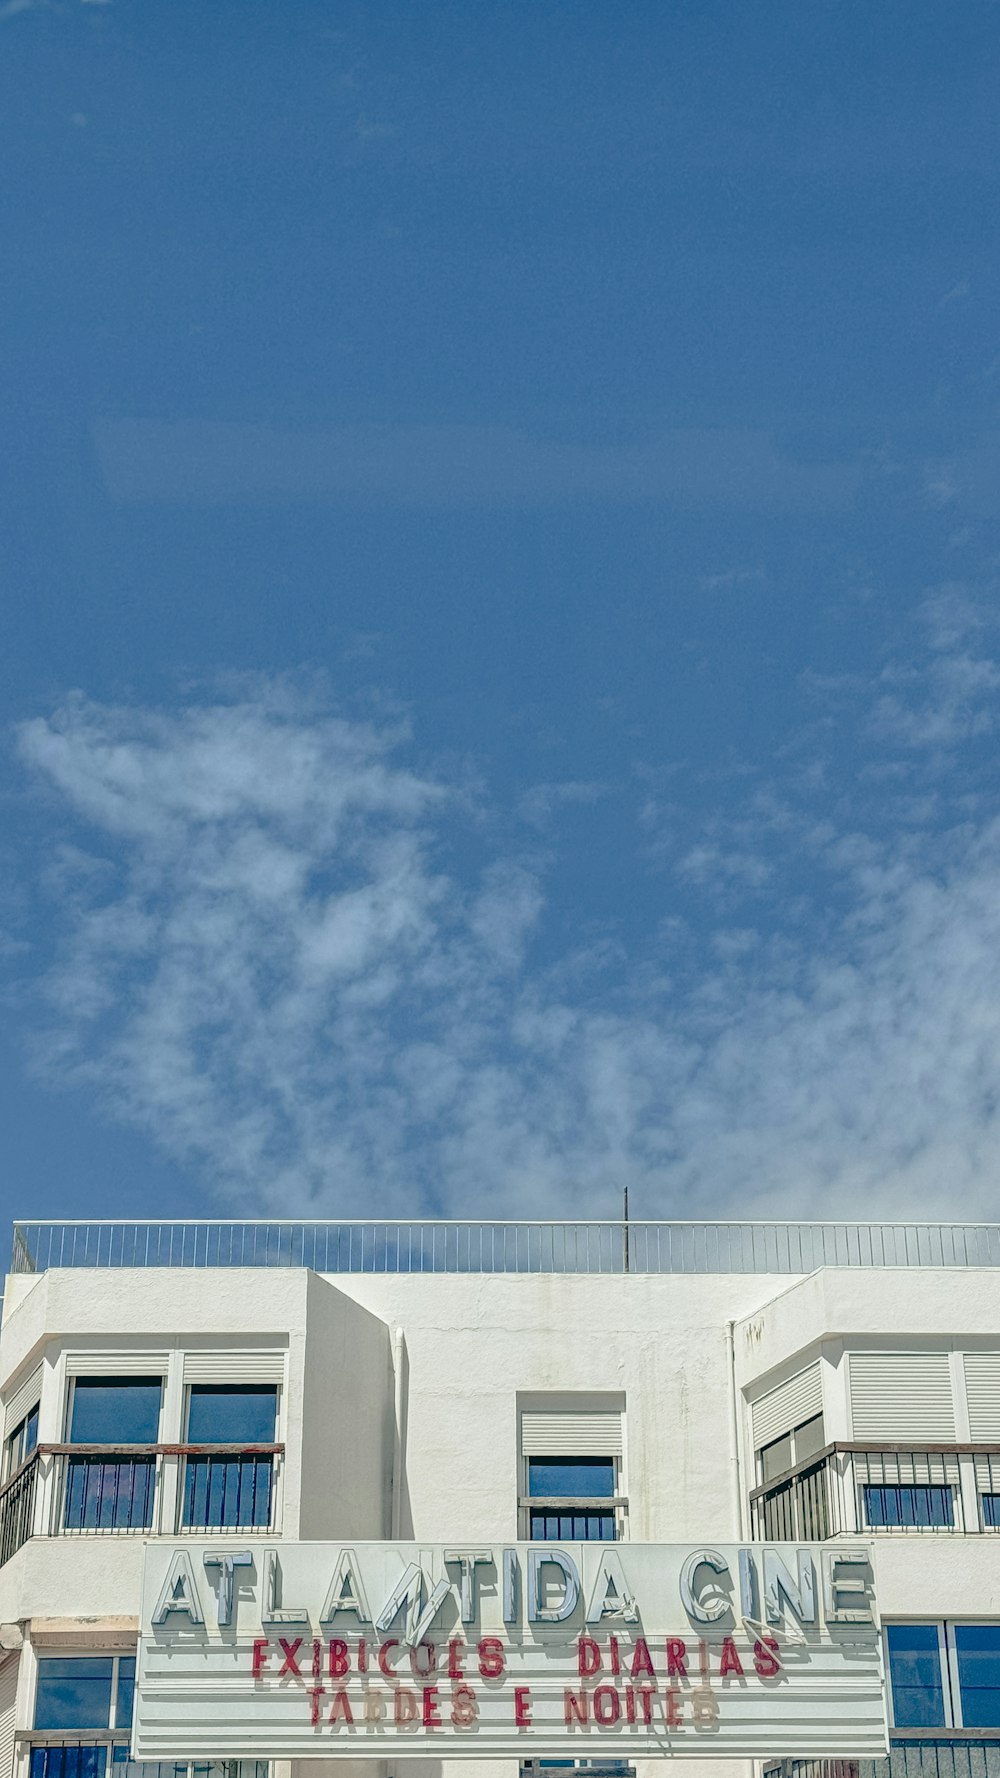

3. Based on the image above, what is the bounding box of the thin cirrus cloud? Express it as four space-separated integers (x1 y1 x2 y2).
13 602 1000 1224
91 418 861 512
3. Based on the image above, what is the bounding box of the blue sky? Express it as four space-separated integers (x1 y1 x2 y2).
2 1 1000 1225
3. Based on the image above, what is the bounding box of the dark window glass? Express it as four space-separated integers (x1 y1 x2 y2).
34 1658 114 1730
794 1415 825 1463
69 1380 162 1444
759 1433 793 1484
529 1510 616 1541
982 1494 1000 1528
63 1457 156 1531
114 1659 135 1732
186 1386 277 1443
886 1625 947 1728
30 1749 107 1778
24 1402 39 1456
527 1458 614 1499
955 1625 1000 1727
864 1486 953 1528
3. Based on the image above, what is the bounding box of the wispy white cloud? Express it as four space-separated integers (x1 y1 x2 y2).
91 419 862 513
14 601 1000 1221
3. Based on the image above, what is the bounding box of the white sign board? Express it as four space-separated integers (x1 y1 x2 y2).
136 1540 886 1760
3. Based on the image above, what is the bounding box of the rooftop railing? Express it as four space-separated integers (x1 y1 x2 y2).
11 1218 1000 1276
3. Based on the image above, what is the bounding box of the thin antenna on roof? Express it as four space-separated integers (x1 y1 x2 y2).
623 1184 630 1273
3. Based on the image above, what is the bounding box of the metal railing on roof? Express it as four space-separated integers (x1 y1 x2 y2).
10 1218 1000 1276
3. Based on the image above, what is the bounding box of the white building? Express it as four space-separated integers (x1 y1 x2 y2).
1 1218 1000 1778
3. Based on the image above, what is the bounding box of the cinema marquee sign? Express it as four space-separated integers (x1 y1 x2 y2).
135 1540 886 1759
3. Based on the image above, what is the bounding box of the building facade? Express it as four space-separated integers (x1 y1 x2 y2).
1 1219 1000 1778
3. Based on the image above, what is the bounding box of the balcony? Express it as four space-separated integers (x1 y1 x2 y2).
0 1440 283 1565
750 1443 1000 1540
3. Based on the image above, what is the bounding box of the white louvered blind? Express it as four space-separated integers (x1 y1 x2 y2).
964 1353 1000 1440
0 1653 18 1778
849 1351 955 1440
751 1362 823 1450
65 1351 168 1377
2 1364 42 1437
520 1409 622 1457
182 1350 286 1385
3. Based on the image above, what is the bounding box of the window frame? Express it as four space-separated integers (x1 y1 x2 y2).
31 1652 136 1735
756 1413 826 1486
521 1453 625 1542
63 1378 164 1447
885 1621 1000 1733
4 1402 40 1481
177 1381 282 1535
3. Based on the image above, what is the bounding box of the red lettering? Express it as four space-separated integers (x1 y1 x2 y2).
514 1685 532 1727
609 1636 620 1677
311 1640 322 1681
719 1636 745 1678
666 1638 688 1678
477 1637 505 1678
251 1639 270 1681
564 1688 589 1725
665 1688 683 1728
625 1685 636 1724
357 1638 367 1673
594 1685 621 1726
630 1637 655 1679
328 1640 349 1680
422 1686 441 1728
447 1638 465 1680
638 1685 655 1725
378 1640 400 1677
394 1687 418 1726
698 1639 709 1681
578 1636 602 1678
328 1689 354 1726
308 1686 324 1727
277 1638 303 1678
753 1636 781 1678
451 1683 478 1727
410 1642 436 1677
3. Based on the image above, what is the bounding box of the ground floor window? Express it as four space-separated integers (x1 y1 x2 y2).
887 1622 1000 1730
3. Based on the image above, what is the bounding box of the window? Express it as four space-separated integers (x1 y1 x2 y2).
954 1626 1000 1728
3 1401 39 1479
34 1658 131 1732
758 1414 825 1484
29 1656 268 1778
887 1622 1000 1731
63 1379 162 1532
527 1457 617 1541
180 1385 277 1530
886 1626 947 1729
864 1485 954 1529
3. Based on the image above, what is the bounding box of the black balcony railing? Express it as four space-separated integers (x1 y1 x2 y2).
0 1446 39 1564
180 1451 274 1531
751 1443 1000 1540
0 1442 283 1564
63 1454 157 1532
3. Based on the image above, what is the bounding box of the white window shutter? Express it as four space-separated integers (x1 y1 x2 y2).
964 1353 1000 1440
520 1409 622 1457
751 1362 823 1450
849 1351 955 1440
0 1653 19 1778
182 1350 286 1385
2 1364 43 1437
64 1352 168 1378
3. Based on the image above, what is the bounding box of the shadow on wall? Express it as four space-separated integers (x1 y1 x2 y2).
393 1326 414 1540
